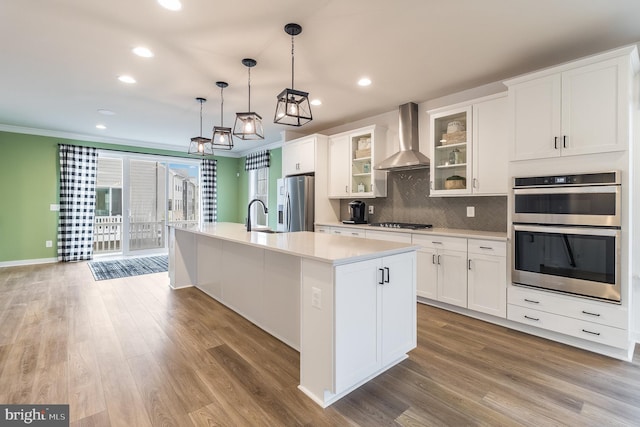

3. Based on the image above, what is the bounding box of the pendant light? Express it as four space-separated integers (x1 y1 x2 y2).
211 81 233 150
233 58 264 140
274 23 312 127
188 97 214 156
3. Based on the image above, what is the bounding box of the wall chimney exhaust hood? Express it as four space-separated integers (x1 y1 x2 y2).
375 102 430 171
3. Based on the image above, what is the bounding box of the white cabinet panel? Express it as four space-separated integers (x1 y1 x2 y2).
472 95 508 194
507 48 635 160
328 134 350 198
437 249 468 308
283 136 315 176
467 252 507 317
416 247 438 299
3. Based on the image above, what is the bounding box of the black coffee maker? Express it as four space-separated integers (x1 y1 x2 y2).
344 200 367 224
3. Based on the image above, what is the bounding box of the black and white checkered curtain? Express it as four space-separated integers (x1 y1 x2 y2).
245 149 270 171
57 144 98 261
201 159 217 223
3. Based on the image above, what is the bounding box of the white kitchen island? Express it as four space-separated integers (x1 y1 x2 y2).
168 222 418 407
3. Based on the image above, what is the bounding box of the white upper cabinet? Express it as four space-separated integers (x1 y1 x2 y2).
282 136 316 176
328 125 388 198
428 93 508 196
506 45 638 161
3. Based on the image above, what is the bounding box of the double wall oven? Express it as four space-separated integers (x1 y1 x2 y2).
512 171 621 303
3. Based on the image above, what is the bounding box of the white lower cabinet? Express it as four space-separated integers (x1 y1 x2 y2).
412 235 468 308
467 240 507 317
334 252 416 393
413 235 507 318
508 286 628 348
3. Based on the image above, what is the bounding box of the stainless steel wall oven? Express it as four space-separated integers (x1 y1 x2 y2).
512 172 621 303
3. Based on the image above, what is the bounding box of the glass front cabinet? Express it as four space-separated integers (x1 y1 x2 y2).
429 106 472 196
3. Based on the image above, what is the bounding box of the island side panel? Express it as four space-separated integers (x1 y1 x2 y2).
196 233 223 298
299 258 335 406
219 241 265 327
169 227 197 288
262 250 301 350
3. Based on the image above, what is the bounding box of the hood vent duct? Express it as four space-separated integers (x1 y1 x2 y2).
375 102 430 171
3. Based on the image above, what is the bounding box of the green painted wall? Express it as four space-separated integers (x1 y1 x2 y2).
0 130 242 263
235 148 282 229
268 148 282 230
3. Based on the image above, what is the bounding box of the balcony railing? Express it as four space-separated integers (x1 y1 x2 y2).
93 216 196 253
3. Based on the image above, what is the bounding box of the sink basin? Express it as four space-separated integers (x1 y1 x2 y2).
253 228 284 234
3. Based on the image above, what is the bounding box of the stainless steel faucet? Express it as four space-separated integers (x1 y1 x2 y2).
246 198 268 231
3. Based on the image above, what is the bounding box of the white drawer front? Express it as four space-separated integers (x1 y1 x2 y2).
365 230 412 243
332 227 365 238
412 234 467 251
508 286 627 329
508 304 628 349
468 239 506 257
315 226 332 233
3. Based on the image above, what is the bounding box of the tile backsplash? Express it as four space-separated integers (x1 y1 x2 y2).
340 168 507 232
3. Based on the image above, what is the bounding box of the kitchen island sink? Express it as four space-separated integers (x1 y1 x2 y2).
168 222 418 407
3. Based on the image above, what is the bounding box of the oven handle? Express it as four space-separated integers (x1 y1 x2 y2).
513 185 619 195
513 224 620 237
513 185 620 195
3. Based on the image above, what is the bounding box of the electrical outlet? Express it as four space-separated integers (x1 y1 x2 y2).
467 206 475 217
45 240 53 248
311 287 322 309
368 205 374 215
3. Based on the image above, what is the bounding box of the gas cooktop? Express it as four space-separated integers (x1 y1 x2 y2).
369 222 433 230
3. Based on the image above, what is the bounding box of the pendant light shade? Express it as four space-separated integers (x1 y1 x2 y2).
188 97 214 156
274 23 312 127
212 81 233 150
233 58 264 140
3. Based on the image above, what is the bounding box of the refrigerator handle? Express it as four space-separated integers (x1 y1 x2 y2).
285 193 292 232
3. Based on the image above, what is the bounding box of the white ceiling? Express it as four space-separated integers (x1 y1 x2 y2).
2 0 640 154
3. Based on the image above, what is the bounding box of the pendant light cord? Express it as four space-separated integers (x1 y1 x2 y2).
247 66 251 111
291 33 295 90
220 85 224 126
199 99 203 137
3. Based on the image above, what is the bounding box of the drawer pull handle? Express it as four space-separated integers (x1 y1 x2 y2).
432 241 443 245
581 310 601 317
378 268 384 285
582 329 601 336
384 267 390 283
524 315 539 322
351 233 358 236
524 299 539 304
432 254 436 264
479 246 493 250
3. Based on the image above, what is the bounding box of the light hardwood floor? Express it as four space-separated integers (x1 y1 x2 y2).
0 261 639 426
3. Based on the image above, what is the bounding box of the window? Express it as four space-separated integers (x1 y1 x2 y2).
249 167 269 227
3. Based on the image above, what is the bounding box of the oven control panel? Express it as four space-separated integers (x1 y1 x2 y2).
514 171 619 188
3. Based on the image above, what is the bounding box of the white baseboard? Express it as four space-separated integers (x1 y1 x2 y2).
0 257 58 268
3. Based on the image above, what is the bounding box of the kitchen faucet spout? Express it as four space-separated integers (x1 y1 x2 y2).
247 198 268 232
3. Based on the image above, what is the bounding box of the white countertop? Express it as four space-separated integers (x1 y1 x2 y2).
169 222 419 265
316 221 508 241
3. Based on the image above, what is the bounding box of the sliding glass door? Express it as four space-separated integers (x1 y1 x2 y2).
94 153 200 256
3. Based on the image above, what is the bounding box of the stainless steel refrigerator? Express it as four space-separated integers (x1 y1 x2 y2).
283 175 314 232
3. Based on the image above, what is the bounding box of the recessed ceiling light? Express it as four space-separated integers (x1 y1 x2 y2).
132 46 154 58
118 75 136 84
96 124 107 130
158 0 182 11
97 109 115 115
358 77 372 87
310 99 322 106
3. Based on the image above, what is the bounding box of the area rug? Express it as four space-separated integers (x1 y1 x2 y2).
88 255 168 281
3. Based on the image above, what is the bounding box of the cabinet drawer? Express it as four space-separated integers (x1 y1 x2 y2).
508 304 628 349
332 227 365 238
508 286 627 329
412 234 467 252
468 239 506 257
366 230 412 243
315 226 332 233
